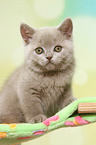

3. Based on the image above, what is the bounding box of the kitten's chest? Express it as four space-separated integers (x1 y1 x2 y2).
31 71 67 101
43 79 63 96
40 76 64 101
40 77 64 116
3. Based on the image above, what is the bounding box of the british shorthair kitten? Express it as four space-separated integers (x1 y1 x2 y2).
0 18 76 123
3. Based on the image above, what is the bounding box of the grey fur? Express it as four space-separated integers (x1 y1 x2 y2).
0 18 76 123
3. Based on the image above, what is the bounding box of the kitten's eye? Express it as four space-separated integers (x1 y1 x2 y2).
54 45 62 52
35 47 44 54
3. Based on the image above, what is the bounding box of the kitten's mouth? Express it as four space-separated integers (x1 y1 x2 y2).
44 61 56 70
48 61 52 64
46 61 53 66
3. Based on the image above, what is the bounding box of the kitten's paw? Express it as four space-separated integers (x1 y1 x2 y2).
29 114 47 123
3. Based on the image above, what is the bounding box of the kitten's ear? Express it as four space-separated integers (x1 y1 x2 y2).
58 18 73 38
20 23 35 44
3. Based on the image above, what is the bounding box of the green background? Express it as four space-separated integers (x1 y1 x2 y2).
0 0 96 144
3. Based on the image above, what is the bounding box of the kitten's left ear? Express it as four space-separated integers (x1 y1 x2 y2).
58 18 73 38
20 23 35 44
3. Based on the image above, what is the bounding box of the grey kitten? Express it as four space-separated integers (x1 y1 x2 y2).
0 18 76 123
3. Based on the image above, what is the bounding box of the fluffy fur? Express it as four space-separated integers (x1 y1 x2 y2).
0 18 76 123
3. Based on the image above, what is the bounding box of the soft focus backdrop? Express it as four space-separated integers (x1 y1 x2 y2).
0 0 96 145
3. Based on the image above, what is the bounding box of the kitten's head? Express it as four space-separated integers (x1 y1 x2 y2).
20 18 75 73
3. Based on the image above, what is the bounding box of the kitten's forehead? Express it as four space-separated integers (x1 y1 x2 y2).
31 27 63 48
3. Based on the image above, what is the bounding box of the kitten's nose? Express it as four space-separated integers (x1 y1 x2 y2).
46 56 52 61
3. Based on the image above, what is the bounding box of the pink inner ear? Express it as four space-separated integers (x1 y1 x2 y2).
66 25 72 37
21 27 32 44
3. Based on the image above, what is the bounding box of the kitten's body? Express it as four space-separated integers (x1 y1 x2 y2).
0 18 76 123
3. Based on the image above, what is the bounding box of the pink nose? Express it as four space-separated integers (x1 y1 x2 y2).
46 57 52 60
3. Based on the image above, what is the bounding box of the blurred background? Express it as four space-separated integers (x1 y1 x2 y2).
0 0 96 144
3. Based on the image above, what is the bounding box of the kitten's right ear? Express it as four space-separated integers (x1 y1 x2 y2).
20 23 35 44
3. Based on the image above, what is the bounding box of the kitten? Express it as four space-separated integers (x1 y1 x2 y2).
0 18 76 123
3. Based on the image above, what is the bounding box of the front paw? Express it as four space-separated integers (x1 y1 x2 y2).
28 114 47 123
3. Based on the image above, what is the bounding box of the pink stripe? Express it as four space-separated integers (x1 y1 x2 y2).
18 136 32 140
65 121 75 126
33 131 44 135
75 116 89 125
43 115 59 126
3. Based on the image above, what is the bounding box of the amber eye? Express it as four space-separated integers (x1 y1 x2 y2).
54 45 62 52
35 47 44 54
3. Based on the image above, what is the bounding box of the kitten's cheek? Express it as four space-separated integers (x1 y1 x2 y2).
39 61 47 66
40 60 48 66
53 58 61 64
